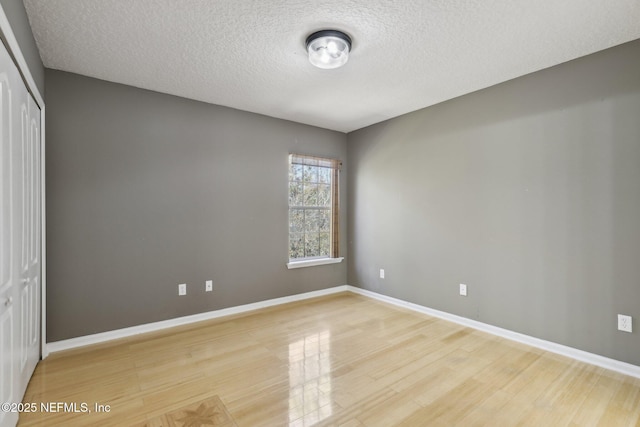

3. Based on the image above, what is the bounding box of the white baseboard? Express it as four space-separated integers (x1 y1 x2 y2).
46 285 349 354
346 286 640 380
46 284 640 380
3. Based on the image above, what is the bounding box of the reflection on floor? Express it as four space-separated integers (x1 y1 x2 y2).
19 292 640 426
289 331 332 426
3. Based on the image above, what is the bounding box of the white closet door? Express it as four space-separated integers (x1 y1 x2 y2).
21 93 40 387
0 44 17 427
0 37 41 427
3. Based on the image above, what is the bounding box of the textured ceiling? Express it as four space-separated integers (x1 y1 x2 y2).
24 0 640 133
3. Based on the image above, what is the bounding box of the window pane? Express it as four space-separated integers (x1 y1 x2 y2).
304 183 318 206
289 182 303 206
303 165 318 183
318 209 330 232
318 167 332 184
305 233 320 257
290 233 304 259
305 210 319 232
289 209 304 232
319 233 330 257
317 184 331 206
290 164 303 182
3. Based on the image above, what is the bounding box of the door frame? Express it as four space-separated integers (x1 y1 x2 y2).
0 5 47 359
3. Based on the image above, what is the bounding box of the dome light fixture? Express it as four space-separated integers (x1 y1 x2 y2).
306 30 352 69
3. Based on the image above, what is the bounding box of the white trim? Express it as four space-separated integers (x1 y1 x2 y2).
40 108 46 359
0 5 47 360
47 285 350 353
346 286 640 380
287 257 344 269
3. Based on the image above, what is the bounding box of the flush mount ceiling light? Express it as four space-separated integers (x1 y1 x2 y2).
306 30 352 69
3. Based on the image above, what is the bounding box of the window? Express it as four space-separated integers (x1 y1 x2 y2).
287 154 342 268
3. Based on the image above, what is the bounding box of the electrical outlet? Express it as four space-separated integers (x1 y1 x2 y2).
205 280 213 292
178 283 186 296
459 284 467 296
618 314 632 333
380 269 385 279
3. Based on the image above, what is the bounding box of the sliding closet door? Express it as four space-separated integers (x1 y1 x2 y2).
0 37 41 427
19 93 40 389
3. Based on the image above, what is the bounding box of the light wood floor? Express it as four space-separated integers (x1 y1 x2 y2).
19 293 640 426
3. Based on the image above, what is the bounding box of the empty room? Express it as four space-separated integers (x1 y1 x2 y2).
1 1 639 426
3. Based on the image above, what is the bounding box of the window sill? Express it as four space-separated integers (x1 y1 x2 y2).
286 257 344 269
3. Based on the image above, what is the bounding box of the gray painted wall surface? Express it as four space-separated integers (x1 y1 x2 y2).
347 39 640 365
0 0 44 94
46 70 347 341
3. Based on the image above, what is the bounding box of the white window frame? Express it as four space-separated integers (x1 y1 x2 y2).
286 154 343 269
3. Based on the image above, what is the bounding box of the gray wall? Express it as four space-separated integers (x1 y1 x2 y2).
347 39 640 365
45 70 347 341
0 0 44 94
